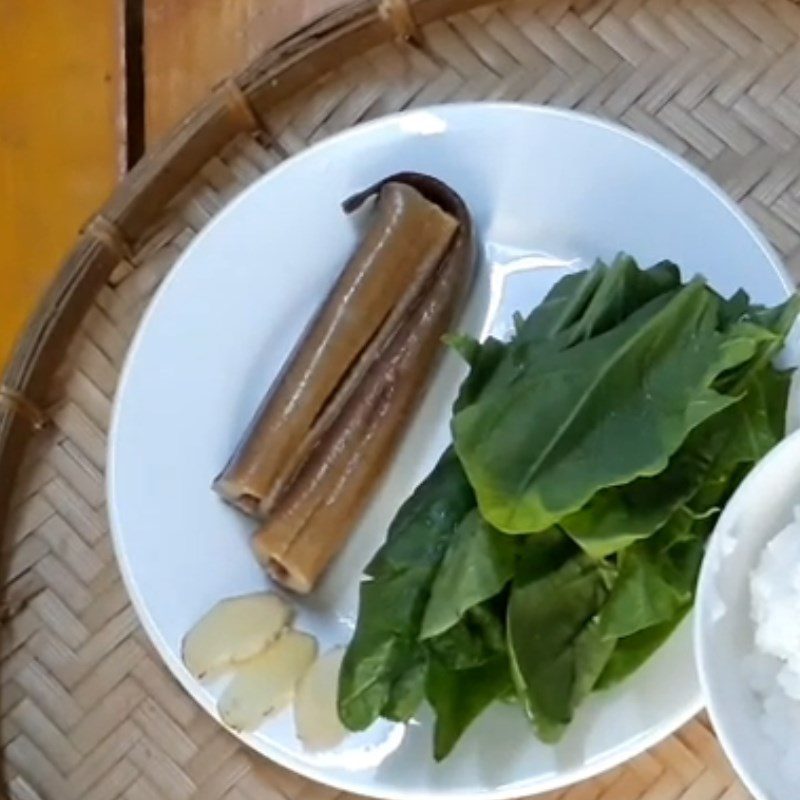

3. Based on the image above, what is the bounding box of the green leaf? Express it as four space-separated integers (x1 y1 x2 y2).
681 364 790 520
426 600 507 670
340 329 515 732
718 366 790 464
512 262 607 346
450 336 507 413
382 650 428 722
507 554 617 741
444 332 482 365
470 265 608 408
596 364 791 643
561 255 681 346
338 449 474 731
515 527 578 581
742 295 800 377
595 606 689 690
341 252 799 758
718 288 750 328
512 254 680 349
427 655 512 760
364 448 473 579
486 257 681 403
715 294 800 393
560 451 699 558
596 538 694 639
560 364 790 559
338 571 425 729
422 510 517 639
455 281 755 533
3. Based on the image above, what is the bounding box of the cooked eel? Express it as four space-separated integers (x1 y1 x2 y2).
216 173 475 592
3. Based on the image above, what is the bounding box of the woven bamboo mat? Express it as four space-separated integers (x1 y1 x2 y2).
4 0 800 798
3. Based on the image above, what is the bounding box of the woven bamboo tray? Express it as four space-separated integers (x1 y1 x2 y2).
3 0 800 797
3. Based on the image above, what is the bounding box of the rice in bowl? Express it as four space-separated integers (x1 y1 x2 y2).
748 505 800 787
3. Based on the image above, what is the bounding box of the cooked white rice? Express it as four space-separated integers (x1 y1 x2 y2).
749 506 800 785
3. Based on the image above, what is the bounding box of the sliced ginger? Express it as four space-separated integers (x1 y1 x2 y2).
218 630 317 732
294 647 348 751
182 592 292 680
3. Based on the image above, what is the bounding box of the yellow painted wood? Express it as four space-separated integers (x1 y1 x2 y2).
0 1 122 369
145 0 343 143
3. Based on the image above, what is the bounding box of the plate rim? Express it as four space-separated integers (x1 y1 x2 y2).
108 101 790 799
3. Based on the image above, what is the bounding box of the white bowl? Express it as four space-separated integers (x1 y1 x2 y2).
696 425 800 800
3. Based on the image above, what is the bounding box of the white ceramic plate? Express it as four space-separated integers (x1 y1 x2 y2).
109 103 792 800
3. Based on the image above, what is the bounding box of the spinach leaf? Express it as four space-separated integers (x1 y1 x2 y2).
445 332 482 365
485 257 681 403
338 571 427 729
512 255 679 347
470 264 609 407
338 449 474 730
718 288 750 328
713 294 799 394
740 295 800 379
340 251 799 757
514 263 607 344
340 328 519 730
596 366 789 643
596 534 696 639
364 447 473 578
516 526 578 581
667 362 788 526
426 600 507 670
562 363 791 558
689 367 789 522
449 335 507 413
560 255 681 345
422 510 517 639
595 606 689 690
718 366 790 463
455 281 756 533
382 650 428 722
427 655 512 761
507 553 617 741
560 450 699 558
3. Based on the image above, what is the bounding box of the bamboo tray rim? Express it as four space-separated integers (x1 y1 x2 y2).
5 0 798 796
0 0 419 544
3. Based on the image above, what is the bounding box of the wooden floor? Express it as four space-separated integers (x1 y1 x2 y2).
0 0 340 369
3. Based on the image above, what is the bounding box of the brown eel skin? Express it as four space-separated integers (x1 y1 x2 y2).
216 173 475 592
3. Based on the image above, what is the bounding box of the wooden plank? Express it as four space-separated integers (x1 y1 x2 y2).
0 1 124 370
144 0 344 144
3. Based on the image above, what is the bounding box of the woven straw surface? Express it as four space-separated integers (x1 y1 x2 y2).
5 0 800 798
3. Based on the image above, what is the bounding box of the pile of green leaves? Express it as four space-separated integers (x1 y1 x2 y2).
337 255 800 760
